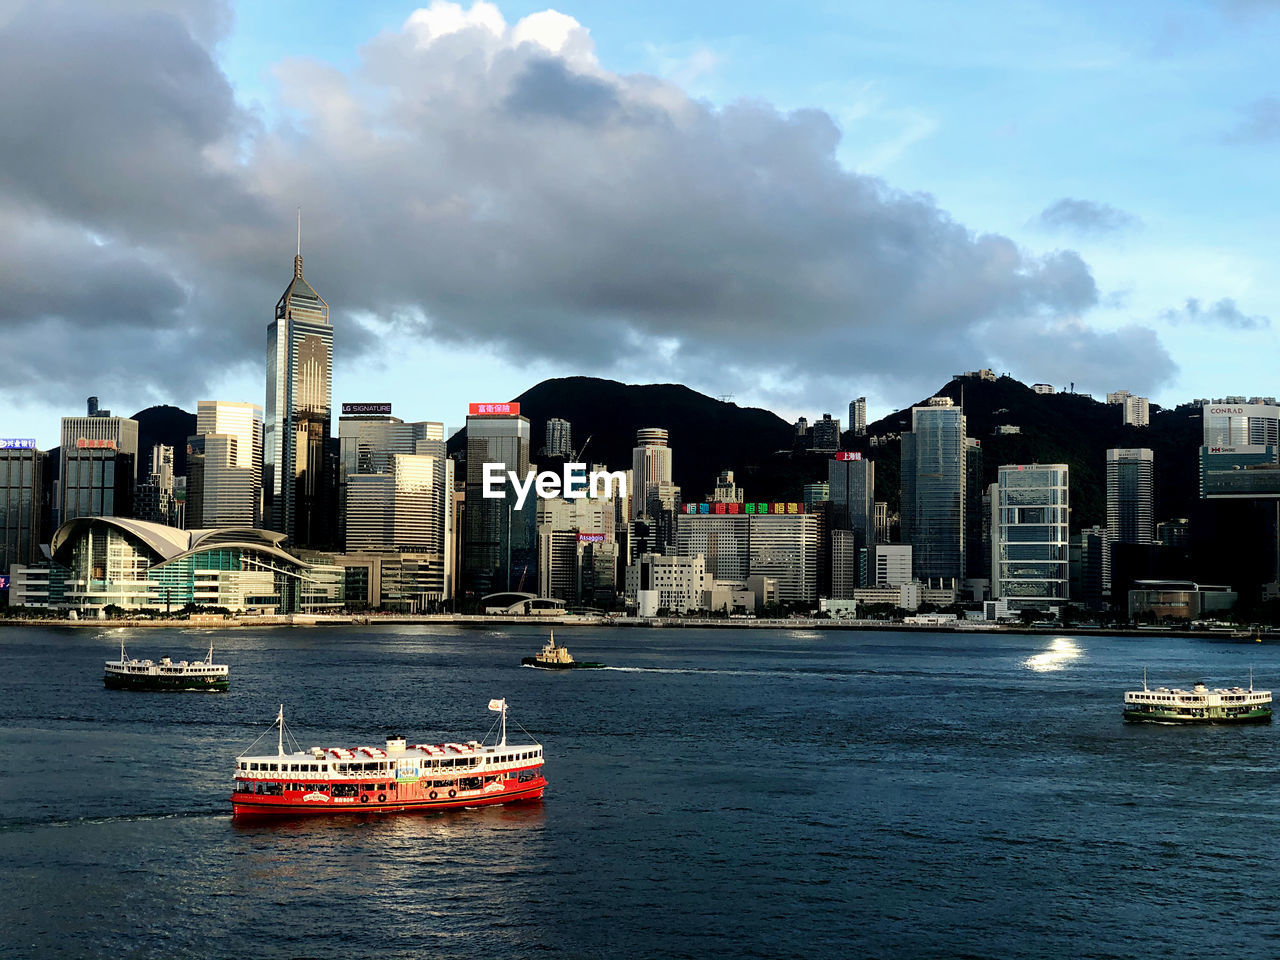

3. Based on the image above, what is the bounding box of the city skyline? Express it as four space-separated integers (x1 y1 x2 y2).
2 1 1279 449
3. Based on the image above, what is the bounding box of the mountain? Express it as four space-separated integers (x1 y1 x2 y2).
448 373 1204 531
447 377 795 501
131 405 197 475
856 374 1201 531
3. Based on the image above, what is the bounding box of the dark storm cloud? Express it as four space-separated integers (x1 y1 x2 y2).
0 0 1179 411
1158 297 1270 330
1222 97 1280 144
1033 198 1141 236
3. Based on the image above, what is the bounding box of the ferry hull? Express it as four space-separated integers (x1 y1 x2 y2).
520 658 604 669
1123 707 1272 724
231 780 546 818
105 674 229 692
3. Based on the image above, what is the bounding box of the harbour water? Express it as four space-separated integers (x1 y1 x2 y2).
2 624 1278 959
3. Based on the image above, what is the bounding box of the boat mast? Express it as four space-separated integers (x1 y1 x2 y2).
1250 667 1254 693
121 636 126 664
501 700 508 747
1142 667 1148 692
277 705 284 756
207 636 214 664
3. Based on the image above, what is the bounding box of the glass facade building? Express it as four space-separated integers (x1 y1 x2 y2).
463 414 533 598
900 400 967 583
993 464 1069 607
265 252 333 548
0 446 42 575
58 411 139 525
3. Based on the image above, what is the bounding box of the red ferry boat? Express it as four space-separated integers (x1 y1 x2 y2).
230 699 545 818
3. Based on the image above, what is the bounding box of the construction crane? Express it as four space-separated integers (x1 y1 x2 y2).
575 435 592 461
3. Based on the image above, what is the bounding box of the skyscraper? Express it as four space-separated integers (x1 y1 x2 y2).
900 398 967 582
0 440 43 575
265 236 333 548
631 428 675 520
186 401 263 529
464 412 533 597
828 454 874 557
1106 448 1155 545
58 399 139 525
545 418 573 459
992 463 1069 608
134 444 180 528
850 397 867 436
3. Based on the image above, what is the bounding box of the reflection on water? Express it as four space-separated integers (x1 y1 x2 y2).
1023 637 1083 672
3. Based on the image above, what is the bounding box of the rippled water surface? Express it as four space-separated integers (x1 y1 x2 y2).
2 624 1279 958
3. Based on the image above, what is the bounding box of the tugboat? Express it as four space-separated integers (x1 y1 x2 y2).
521 631 604 669
104 637 229 691
230 699 546 818
1123 670 1272 723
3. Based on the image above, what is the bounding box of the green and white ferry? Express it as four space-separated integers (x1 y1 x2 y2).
104 637 229 692
1123 672 1271 724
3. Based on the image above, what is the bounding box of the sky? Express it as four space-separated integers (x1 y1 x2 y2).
2 0 1278 448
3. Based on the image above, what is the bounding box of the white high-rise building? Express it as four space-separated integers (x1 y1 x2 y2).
992 464 1069 607
545 418 573 458
849 398 867 436
187 401 264 529
631 428 674 520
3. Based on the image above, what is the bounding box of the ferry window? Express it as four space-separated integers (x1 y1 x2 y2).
250 763 259 771
269 764 279 771
290 764 300 772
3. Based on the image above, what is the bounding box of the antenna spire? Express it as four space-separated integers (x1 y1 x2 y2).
294 207 304 278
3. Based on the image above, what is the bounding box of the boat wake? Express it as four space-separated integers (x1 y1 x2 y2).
0 808 224 833
597 665 877 679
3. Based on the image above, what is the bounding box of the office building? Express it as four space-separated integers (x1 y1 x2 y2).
676 507 819 605
828 454 874 553
900 397 967 582
1069 525 1107 611
0 440 43 575
1106 449 1154 545
134 444 181 528
265 240 334 548
536 485 619 605
186 401 263 529
849 397 867 436
711 470 744 504
464 412 534 597
872 544 913 587
627 553 708 616
830 529 858 599
545 418 573 459
58 400 139 525
803 482 829 508
991 464 1069 608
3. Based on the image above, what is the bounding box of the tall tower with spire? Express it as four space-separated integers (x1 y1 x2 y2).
264 214 335 547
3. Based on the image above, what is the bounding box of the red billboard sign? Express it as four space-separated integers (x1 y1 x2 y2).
469 402 520 416
834 452 862 461
76 438 118 450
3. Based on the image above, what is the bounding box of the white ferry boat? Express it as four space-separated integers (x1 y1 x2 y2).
1123 672 1272 724
104 637 229 692
230 699 546 818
